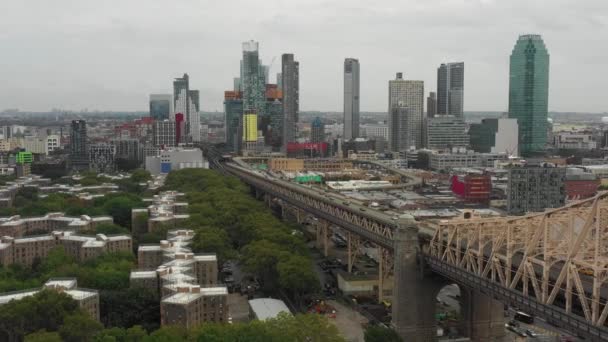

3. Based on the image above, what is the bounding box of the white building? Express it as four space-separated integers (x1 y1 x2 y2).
361 124 389 141
46 135 60 154
145 148 208 175
553 131 597 150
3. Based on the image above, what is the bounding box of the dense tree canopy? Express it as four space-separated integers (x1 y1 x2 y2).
364 325 403 342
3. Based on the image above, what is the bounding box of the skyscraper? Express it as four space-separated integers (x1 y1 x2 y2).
281 53 299 148
437 62 464 117
173 74 201 143
241 41 266 119
149 94 172 121
343 58 360 140
224 91 243 153
388 73 424 151
508 34 550 156
311 117 325 143
69 120 89 171
426 92 437 118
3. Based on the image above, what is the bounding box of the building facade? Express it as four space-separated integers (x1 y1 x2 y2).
427 92 437 118
241 41 266 123
145 148 208 175
150 94 173 121
224 92 243 153
507 165 565 214
469 118 519 155
437 62 464 117
553 131 597 150
310 117 325 143
343 58 360 140
89 144 116 173
508 35 550 156
173 74 201 143
69 120 89 171
153 121 177 148
388 73 424 151
426 116 469 150
281 53 299 149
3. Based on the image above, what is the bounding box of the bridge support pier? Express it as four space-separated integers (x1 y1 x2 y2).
391 216 438 342
461 290 506 342
315 220 330 257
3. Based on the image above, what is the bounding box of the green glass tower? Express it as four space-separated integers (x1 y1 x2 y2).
508 34 549 156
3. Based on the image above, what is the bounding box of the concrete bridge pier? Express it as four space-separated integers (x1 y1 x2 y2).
391 216 438 342
461 290 506 342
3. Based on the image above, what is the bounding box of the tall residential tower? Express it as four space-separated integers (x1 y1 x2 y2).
508 34 550 156
173 74 201 143
343 58 360 140
281 53 299 148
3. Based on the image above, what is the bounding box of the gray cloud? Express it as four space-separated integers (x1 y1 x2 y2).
0 0 606 113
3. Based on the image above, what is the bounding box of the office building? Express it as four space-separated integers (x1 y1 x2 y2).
507 165 565 214
224 91 243 153
268 99 283 149
508 35 550 156
311 117 325 143
46 135 60 154
469 118 519 155
343 58 360 140
0 278 100 321
282 53 299 148
150 94 173 121
427 92 437 118
242 112 258 150
241 41 266 123
145 148 208 175
427 151 512 171
388 73 424 151
69 120 89 171
153 121 177 147
426 116 469 150
437 62 464 117
89 144 116 173
173 74 201 143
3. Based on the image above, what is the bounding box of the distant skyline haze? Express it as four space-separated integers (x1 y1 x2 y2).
0 0 607 113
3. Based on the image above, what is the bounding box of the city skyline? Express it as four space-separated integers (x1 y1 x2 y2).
1 1 607 113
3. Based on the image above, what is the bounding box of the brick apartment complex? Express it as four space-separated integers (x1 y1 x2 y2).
0 231 132 267
131 191 190 233
130 229 227 327
0 213 113 238
0 278 100 321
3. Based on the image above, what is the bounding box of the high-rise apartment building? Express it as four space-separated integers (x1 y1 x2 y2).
150 94 173 121
507 165 565 214
508 35 550 156
388 73 424 151
281 54 299 149
343 58 360 140
173 74 201 143
69 120 89 171
427 92 437 118
153 121 177 147
311 117 325 143
437 62 464 117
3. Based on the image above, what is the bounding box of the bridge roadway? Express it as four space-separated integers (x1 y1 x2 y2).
219 160 608 341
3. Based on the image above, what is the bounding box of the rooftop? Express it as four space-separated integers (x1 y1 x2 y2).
249 298 291 321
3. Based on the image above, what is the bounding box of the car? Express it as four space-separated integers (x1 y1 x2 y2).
526 329 538 338
508 320 520 327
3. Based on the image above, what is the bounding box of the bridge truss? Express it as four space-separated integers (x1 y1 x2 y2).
429 192 608 329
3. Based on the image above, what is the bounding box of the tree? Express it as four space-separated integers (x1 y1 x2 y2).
130 169 151 183
190 226 235 264
59 314 103 342
240 240 287 290
364 325 403 342
277 255 320 304
99 288 159 332
24 330 62 342
267 313 345 342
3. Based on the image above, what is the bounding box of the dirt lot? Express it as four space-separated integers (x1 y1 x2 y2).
328 300 368 342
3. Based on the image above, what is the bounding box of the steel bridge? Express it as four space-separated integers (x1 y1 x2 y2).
219 160 608 341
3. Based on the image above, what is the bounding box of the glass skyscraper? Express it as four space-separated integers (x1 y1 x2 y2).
508 34 549 156
436 62 464 117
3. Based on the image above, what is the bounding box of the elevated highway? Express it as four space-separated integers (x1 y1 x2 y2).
212 155 608 341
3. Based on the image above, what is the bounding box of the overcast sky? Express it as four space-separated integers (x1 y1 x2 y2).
1 0 607 113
